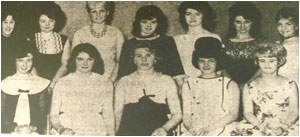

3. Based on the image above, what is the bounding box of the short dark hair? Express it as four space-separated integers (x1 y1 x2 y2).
275 7 299 36
35 2 66 32
192 37 224 71
178 1 216 32
13 41 34 73
86 1 115 25
226 2 262 39
67 43 104 75
132 5 168 37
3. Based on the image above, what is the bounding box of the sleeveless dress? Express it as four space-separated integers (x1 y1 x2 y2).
1 74 50 134
116 72 177 136
50 73 113 136
181 76 237 136
231 80 299 136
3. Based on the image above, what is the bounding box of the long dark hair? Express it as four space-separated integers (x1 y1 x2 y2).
67 43 104 75
226 2 262 40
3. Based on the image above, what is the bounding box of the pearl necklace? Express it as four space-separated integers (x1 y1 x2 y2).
89 24 107 38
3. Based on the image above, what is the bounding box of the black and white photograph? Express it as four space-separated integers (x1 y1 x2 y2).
1 1 299 136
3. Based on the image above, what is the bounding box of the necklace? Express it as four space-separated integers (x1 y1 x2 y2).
90 24 107 38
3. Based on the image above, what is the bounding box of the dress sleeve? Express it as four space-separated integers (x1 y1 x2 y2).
72 29 82 49
165 37 185 76
114 28 125 63
49 79 64 127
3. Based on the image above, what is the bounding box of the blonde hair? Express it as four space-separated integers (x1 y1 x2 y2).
254 42 287 67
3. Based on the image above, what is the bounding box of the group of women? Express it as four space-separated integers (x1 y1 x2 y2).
1 1 299 136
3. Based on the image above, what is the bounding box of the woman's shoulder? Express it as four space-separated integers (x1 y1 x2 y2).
74 25 90 34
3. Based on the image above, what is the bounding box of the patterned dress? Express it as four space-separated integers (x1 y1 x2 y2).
223 39 264 85
231 80 299 136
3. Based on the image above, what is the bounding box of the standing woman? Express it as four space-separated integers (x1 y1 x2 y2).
50 43 115 136
118 5 184 80
115 41 182 136
223 2 264 87
275 7 299 84
174 1 222 78
72 1 124 82
26 2 71 90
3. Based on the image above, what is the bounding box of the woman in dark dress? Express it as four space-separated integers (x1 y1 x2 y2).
1 45 50 134
26 3 71 90
118 5 184 80
223 2 264 87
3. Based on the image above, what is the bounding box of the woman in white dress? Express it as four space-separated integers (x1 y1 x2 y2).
174 1 222 81
181 37 240 136
115 41 182 136
50 43 114 136
275 7 299 84
72 1 124 82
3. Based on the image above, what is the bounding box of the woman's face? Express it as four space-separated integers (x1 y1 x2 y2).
258 57 278 74
2 15 15 36
134 48 156 71
277 17 298 39
198 57 217 75
75 52 95 74
89 2 108 24
234 16 252 35
16 53 33 74
140 18 158 36
39 15 55 33
185 8 203 27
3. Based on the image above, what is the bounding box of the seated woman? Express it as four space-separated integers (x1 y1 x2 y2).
50 43 115 136
115 41 182 136
1 44 50 134
181 37 240 136
231 42 299 136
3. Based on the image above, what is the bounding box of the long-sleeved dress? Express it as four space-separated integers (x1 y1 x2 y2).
118 35 184 79
50 72 113 136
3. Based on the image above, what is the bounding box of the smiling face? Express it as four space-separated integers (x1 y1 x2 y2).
258 57 278 74
89 2 108 24
198 57 217 75
2 15 15 36
234 16 252 35
139 17 158 36
16 53 33 74
39 15 55 33
185 8 203 27
134 48 156 71
75 52 95 74
277 17 298 39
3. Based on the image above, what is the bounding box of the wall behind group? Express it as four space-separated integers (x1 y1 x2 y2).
6 1 299 42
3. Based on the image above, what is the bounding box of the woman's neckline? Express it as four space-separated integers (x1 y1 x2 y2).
284 36 299 45
135 33 160 41
197 75 222 79
229 37 255 43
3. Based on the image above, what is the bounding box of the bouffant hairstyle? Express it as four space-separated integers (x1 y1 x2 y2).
86 1 115 25
129 41 161 66
226 2 262 39
67 43 104 75
35 2 66 32
132 5 168 37
275 7 299 36
178 1 217 32
192 37 224 71
13 41 34 73
2 2 20 35
254 42 287 67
